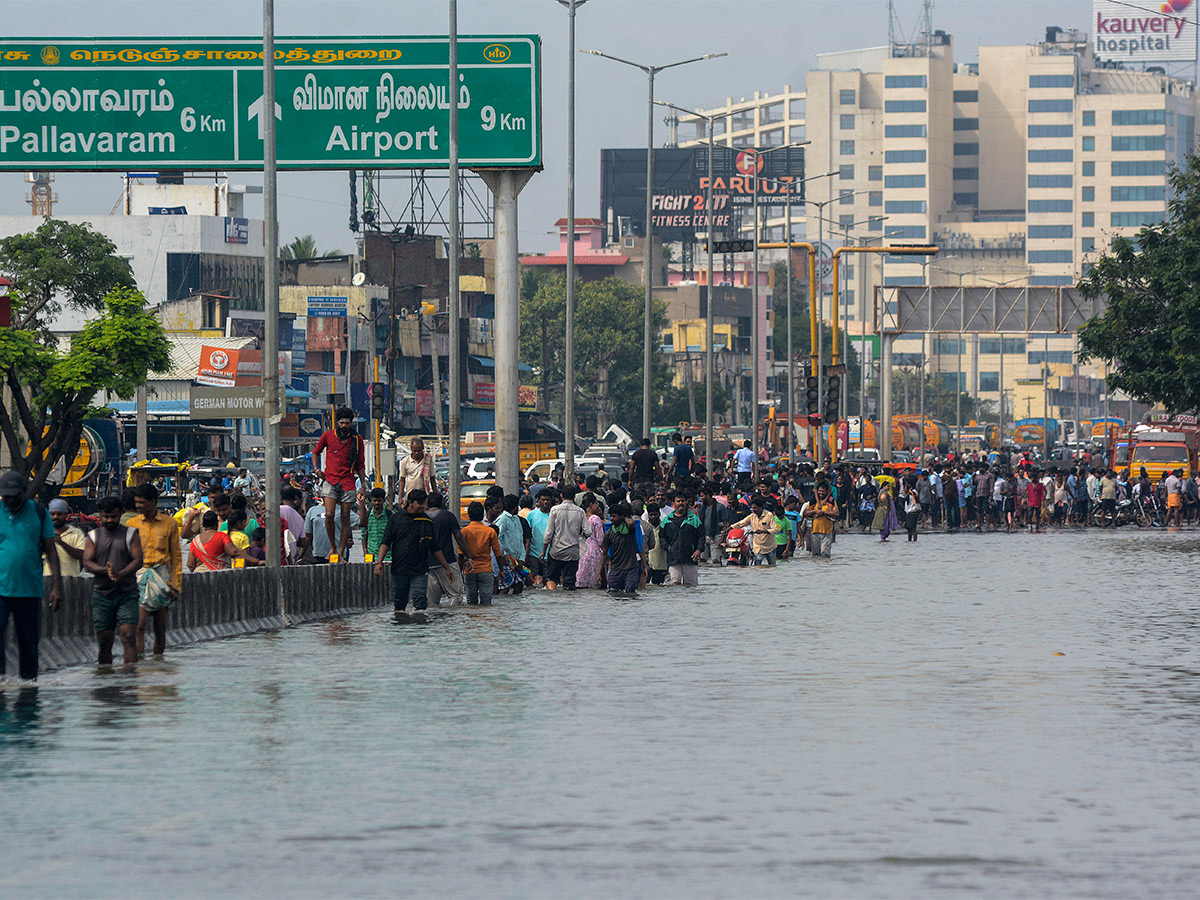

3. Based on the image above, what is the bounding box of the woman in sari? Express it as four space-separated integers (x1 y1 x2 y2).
574 493 606 589
187 511 261 571
875 482 900 542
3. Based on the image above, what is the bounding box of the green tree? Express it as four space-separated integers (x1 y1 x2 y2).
520 276 669 432
0 218 136 333
281 234 342 260
1078 154 1200 412
0 286 171 497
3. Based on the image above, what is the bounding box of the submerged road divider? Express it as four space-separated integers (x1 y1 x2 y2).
7 566 390 674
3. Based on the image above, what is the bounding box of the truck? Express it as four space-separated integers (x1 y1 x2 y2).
894 415 951 454
1011 417 1060 449
957 423 1001 453
1128 414 1199 481
823 418 922 455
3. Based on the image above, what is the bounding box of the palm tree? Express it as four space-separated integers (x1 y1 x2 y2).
281 234 342 260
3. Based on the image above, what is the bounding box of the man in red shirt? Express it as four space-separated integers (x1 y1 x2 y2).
313 407 365 562
1025 469 1046 533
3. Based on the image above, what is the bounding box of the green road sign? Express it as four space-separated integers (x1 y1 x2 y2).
0 36 540 170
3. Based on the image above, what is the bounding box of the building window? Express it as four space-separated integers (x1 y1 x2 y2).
1081 186 1094 201
886 75 928 88
1029 199 1073 212
1029 350 1075 364
1082 211 1095 227
840 114 856 130
1029 174 1073 188
953 167 980 180
1081 136 1095 151
1031 275 1074 286
1113 134 1166 152
954 142 980 155
1082 161 1095 176
1029 124 1073 138
953 192 979 206
1112 185 1166 202
953 118 980 131
1113 109 1167 126
789 125 806 143
839 214 856 226
869 191 883 207
839 164 855 181
1029 99 1074 113
885 149 927 163
840 139 856 155
1082 110 1095 127
979 337 1025 354
884 174 926 188
1029 74 1075 88
1028 250 1074 263
1111 211 1167 227
885 99 927 113
979 371 1000 391
890 225 928 239
840 89 857 105
839 189 855 205
1082 237 1095 252
1029 149 1074 162
868 165 883 181
953 89 979 103
1112 160 1164 176
789 99 805 119
1029 225 1073 238
762 128 784 147
868 217 885 231
885 124 927 137
886 200 926 214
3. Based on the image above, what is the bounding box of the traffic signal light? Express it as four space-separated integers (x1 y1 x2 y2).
370 382 387 420
824 374 841 419
805 376 820 415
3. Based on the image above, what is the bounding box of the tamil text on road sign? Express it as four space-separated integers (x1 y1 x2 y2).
0 36 541 169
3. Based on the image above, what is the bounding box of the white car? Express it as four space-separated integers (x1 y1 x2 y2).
523 456 608 483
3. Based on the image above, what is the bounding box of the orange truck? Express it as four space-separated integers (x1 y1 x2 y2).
1128 415 1199 481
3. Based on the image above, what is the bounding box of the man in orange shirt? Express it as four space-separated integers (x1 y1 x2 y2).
460 500 504 606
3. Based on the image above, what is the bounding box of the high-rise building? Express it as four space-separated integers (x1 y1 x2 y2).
676 25 1193 425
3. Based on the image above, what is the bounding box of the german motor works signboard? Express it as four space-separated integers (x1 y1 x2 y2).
0 36 540 170
1094 0 1197 64
601 146 805 242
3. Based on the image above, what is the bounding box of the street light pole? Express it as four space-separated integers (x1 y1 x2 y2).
447 0 461 515
558 0 587 479
582 48 726 441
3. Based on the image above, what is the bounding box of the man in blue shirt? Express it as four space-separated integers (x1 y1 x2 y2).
525 490 553 586
0 471 63 680
734 440 756 489
672 432 694 487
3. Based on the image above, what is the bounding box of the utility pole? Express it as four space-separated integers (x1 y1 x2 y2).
447 0 462 515
262 0 283 608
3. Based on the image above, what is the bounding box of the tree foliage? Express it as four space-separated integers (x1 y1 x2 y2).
0 286 171 497
519 275 673 432
281 234 342 260
0 218 135 333
1078 154 1200 412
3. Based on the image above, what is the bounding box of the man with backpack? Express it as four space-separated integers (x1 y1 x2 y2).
0 470 63 680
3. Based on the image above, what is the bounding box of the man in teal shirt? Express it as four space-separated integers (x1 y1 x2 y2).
0 471 63 679
525 490 552 586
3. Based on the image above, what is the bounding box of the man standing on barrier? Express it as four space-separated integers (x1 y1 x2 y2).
313 407 365 563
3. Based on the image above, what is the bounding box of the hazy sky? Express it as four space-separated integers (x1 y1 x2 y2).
1 0 1093 255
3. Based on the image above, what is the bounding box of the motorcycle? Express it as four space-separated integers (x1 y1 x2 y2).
724 526 750 567
1135 493 1163 527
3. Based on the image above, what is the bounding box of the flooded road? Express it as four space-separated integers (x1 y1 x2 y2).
3 530 1199 898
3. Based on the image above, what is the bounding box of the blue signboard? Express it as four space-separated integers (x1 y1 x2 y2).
307 295 348 318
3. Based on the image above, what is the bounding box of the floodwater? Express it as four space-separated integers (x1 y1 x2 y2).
3 529 1200 898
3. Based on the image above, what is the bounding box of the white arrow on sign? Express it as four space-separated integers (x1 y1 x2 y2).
247 95 283 139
